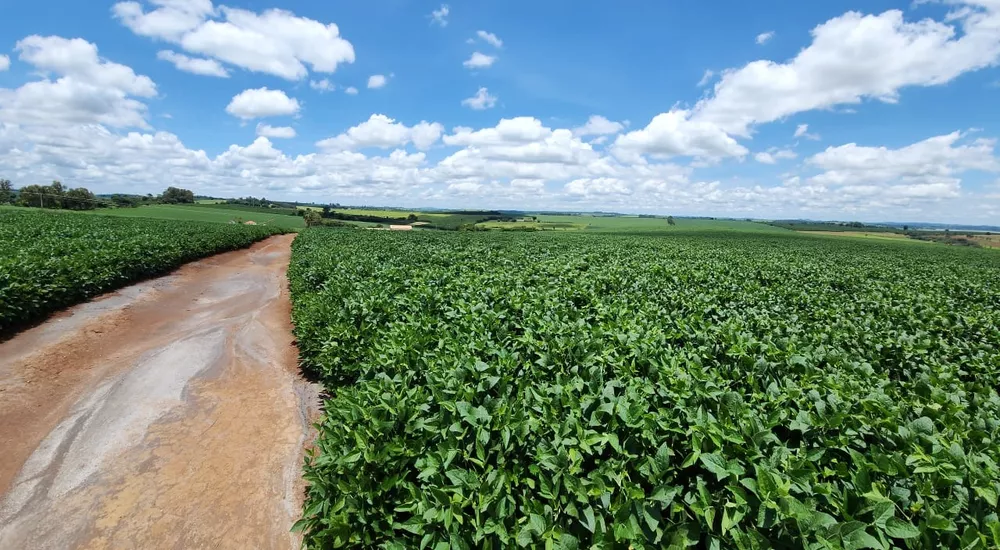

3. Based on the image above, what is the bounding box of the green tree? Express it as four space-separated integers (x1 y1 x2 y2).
109 194 141 208
17 185 47 208
667 216 676 226
0 179 13 204
42 180 66 209
304 210 324 227
64 187 98 210
160 187 195 204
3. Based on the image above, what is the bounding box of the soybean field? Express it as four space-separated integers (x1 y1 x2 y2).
0 208 286 333
288 228 1000 549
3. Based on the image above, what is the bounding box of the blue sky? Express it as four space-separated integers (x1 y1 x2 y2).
1 0 1000 223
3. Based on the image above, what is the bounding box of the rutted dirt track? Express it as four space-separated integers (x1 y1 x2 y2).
0 234 319 549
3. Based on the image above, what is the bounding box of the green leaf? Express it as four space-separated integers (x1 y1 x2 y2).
529 514 546 535
927 514 955 532
909 416 935 435
974 486 998 507
700 453 732 481
843 527 882 549
556 534 580 550
883 517 920 539
872 502 894 527
581 506 596 533
682 451 700 469
516 525 534 547
651 485 681 507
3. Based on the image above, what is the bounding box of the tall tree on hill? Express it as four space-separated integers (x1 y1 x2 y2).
160 186 195 204
64 187 99 210
0 179 13 204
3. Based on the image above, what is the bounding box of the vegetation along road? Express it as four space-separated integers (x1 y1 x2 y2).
0 234 318 549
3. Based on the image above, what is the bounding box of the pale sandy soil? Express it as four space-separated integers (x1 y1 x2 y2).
0 234 319 550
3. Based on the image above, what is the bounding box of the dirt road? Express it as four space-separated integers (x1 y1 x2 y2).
0 234 319 549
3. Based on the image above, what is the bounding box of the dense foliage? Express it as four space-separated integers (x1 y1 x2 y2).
768 221 898 233
0 208 285 333
289 228 1000 549
318 209 516 230
160 186 196 204
193 202 301 217
1 179 200 210
16 180 100 210
0 179 14 205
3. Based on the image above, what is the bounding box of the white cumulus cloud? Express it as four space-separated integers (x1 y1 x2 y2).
755 152 776 164
16 35 156 97
317 114 444 151
756 31 774 45
476 30 503 48
0 55 9 71
565 178 632 197
574 115 625 137
310 78 334 92
114 0 355 80
808 132 998 191
430 4 449 27
225 88 300 119
613 110 749 161
461 87 497 110
0 35 156 129
463 52 496 69
694 4 1000 136
157 50 229 77
256 123 296 139
755 149 796 164
367 74 387 89
794 124 821 141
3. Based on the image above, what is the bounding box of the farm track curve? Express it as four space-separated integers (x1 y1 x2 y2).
0 234 319 549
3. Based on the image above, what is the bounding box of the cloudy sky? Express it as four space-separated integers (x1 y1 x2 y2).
2 0 1000 222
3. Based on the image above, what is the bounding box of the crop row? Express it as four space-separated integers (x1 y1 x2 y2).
0 208 286 333
289 229 1000 549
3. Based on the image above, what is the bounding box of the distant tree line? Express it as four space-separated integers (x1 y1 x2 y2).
769 220 899 233
0 178 196 211
315 207 413 224
5 180 100 210
225 196 304 209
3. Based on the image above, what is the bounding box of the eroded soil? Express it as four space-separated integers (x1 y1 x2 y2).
0 234 319 549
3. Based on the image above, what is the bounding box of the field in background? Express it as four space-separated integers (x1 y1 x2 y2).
88 204 306 229
973 234 1000 248
11 201 993 251
796 230 936 245
478 215 786 233
295 207 786 233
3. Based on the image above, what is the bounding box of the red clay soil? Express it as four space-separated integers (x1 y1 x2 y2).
0 234 320 549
